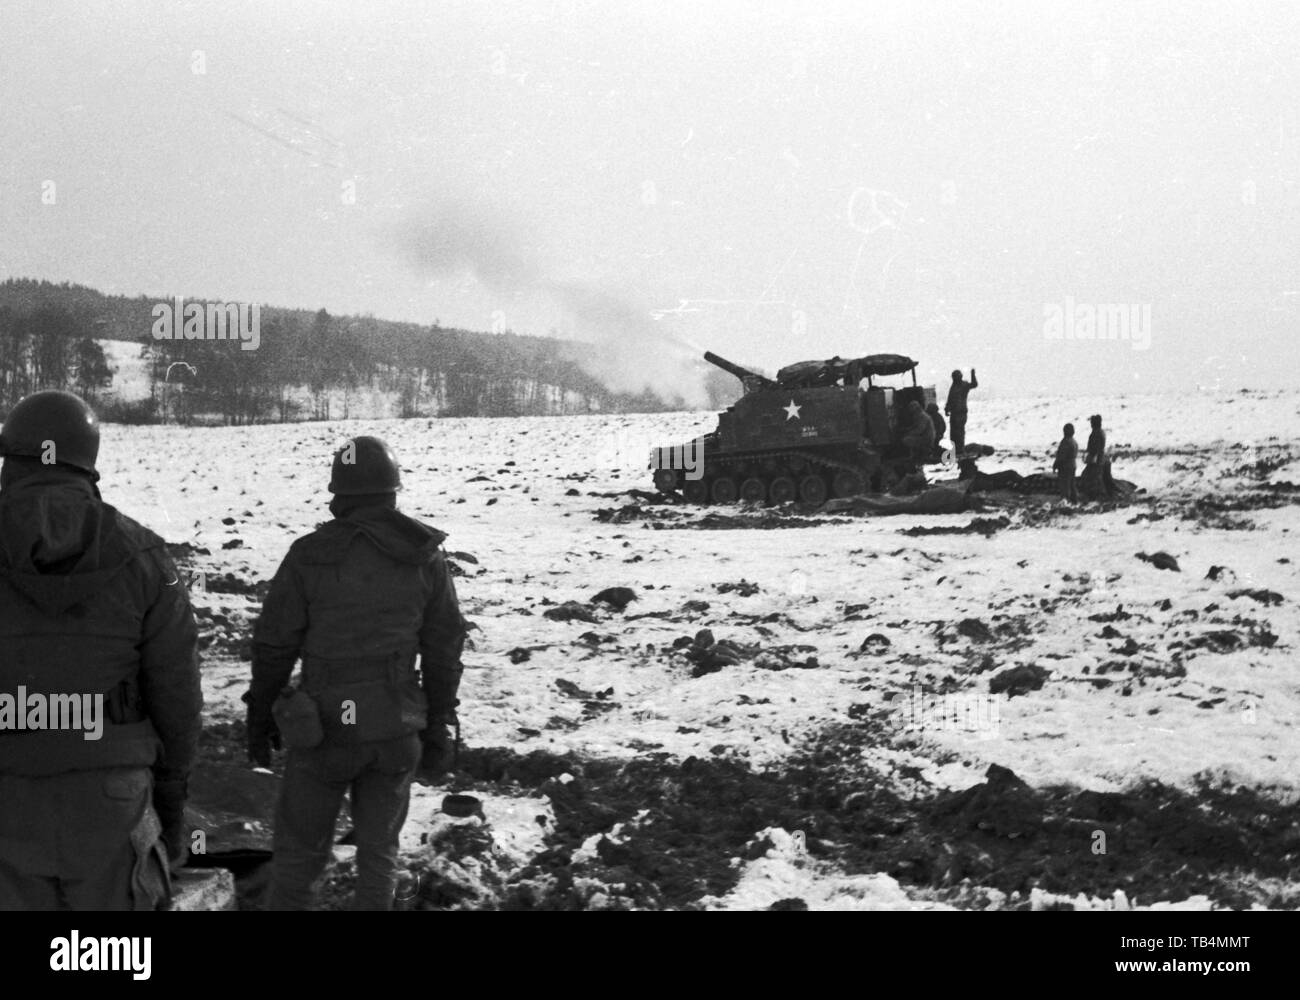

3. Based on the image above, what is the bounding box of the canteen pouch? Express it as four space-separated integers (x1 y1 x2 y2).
271 687 325 749
304 654 427 743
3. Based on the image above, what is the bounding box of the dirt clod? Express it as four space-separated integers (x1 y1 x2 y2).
543 602 599 623
988 664 1050 697
591 587 637 611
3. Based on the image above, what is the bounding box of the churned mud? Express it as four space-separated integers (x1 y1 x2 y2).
383 729 1300 911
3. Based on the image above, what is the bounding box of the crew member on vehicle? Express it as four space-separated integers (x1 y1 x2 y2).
903 399 936 468
945 368 978 456
926 402 947 461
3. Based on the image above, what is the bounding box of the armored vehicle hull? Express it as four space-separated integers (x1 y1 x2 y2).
651 352 938 505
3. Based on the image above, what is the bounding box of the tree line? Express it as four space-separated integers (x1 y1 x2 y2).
0 279 736 424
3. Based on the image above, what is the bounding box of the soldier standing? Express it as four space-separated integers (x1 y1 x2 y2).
1085 414 1118 498
944 368 978 456
1053 423 1080 503
0 390 201 910
926 403 947 461
247 436 466 910
902 399 936 467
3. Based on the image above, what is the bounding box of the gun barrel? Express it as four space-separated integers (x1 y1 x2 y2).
704 351 763 383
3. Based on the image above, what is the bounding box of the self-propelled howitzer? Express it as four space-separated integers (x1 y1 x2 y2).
651 351 938 504
702 351 775 394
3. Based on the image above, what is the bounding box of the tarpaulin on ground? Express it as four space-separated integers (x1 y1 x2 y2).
184 761 280 856
820 484 976 516
966 467 1137 499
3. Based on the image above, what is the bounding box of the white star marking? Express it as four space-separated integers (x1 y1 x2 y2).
783 399 802 421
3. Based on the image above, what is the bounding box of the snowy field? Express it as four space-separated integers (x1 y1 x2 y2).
95 390 1300 910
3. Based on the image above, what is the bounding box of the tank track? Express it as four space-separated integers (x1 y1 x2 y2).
659 446 893 505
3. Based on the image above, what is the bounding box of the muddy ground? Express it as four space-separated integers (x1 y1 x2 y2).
188 705 1300 912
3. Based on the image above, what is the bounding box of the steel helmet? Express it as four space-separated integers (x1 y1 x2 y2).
328 435 402 494
0 389 100 474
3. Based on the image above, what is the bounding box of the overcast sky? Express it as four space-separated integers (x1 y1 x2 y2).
1 0 1296 399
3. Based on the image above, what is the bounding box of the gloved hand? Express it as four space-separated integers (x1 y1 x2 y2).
420 720 457 775
243 691 281 767
152 778 188 868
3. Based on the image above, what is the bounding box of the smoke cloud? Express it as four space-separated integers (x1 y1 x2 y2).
392 200 708 408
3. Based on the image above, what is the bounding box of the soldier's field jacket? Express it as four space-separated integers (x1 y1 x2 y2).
0 469 202 779
250 505 467 744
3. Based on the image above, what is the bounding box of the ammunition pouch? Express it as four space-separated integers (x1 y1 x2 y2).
302 652 427 743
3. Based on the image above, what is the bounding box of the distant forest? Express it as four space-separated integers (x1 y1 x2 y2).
0 279 736 424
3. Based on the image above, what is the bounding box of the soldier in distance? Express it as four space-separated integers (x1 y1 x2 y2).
944 369 978 456
902 399 936 468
